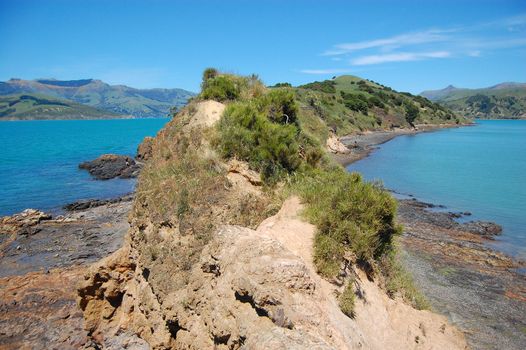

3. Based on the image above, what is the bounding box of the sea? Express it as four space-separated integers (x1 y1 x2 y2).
1 118 524 259
0 118 169 216
347 120 526 259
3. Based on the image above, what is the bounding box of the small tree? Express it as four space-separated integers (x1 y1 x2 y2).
404 103 419 125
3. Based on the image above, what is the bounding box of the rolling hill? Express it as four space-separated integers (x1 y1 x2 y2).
0 93 125 120
285 75 463 136
0 78 195 118
420 83 526 119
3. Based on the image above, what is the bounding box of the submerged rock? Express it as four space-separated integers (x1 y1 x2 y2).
79 154 141 180
63 194 133 211
460 221 503 237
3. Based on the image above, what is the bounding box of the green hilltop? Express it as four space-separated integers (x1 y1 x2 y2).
420 83 526 119
0 93 123 120
284 75 463 139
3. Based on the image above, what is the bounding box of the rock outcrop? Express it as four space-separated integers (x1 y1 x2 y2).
79 154 141 180
77 101 467 349
326 134 350 154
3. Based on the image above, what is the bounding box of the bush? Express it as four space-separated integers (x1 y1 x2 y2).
201 75 241 102
293 169 401 277
299 80 336 94
216 100 301 182
258 89 298 124
404 103 420 124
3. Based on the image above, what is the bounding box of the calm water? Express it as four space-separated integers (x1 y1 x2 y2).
0 118 169 216
347 120 526 259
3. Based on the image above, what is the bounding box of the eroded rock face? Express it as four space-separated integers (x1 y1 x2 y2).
136 136 154 162
78 201 467 350
79 154 141 180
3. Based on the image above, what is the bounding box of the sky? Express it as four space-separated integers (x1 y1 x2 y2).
0 0 525 93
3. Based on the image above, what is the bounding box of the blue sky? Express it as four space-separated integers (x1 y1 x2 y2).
0 0 525 93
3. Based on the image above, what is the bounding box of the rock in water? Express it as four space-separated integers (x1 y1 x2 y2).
79 154 141 180
460 221 503 238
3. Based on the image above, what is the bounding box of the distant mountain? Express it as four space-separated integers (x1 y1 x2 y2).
0 93 124 120
420 83 526 119
0 78 195 118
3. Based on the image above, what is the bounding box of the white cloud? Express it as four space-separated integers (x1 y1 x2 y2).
351 51 451 65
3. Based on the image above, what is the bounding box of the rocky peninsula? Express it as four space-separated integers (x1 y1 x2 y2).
1 71 521 350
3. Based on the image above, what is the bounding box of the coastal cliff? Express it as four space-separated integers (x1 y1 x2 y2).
77 71 467 349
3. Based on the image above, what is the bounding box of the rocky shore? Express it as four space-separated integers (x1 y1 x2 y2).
0 196 132 349
398 198 526 349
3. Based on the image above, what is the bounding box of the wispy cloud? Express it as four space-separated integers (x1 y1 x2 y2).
323 29 450 56
300 13 526 75
351 51 451 65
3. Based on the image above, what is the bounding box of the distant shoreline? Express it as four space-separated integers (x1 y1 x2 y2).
333 122 475 167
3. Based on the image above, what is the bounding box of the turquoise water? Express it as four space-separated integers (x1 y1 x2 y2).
0 118 169 216
347 120 526 259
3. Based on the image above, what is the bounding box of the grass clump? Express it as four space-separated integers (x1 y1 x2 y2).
339 280 356 318
379 247 430 310
293 168 402 278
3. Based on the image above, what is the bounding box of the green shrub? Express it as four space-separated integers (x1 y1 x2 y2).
293 169 401 277
299 80 336 94
201 75 241 102
404 103 420 124
258 89 298 124
216 100 301 182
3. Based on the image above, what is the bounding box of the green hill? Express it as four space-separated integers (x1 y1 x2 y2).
0 93 124 120
420 83 526 119
0 78 195 118
285 75 462 137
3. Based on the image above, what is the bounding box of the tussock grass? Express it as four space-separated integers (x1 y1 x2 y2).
339 280 356 318
380 246 430 310
292 168 402 278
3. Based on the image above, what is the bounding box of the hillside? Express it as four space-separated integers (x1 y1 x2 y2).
288 75 463 138
420 83 526 119
0 93 124 120
77 70 466 349
0 78 195 118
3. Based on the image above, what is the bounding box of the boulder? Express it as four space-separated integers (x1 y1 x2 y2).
326 135 350 154
79 154 141 180
460 221 503 237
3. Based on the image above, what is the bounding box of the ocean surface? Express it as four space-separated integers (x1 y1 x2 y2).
0 118 169 216
347 120 526 259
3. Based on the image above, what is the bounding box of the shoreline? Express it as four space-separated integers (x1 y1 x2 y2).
333 123 475 167
337 124 526 349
